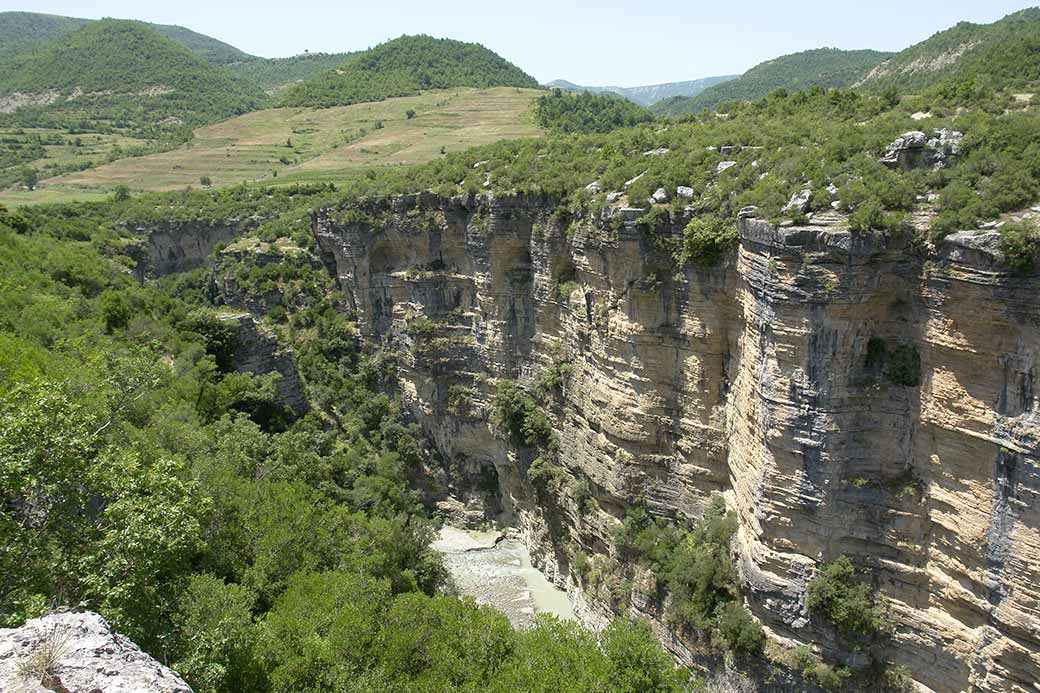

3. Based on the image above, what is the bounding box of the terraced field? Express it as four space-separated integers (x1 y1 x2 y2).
22 87 542 200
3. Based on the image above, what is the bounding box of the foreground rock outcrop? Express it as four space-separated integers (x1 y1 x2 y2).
313 192 1039 693
0 611 192 693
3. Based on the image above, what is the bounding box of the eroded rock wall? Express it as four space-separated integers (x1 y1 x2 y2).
313 193 1040 693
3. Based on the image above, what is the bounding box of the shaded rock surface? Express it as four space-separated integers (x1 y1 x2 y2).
223 313 308 416
0 611 192 693
125 217 267 281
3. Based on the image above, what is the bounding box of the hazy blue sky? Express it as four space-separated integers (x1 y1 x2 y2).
10 1 1036 85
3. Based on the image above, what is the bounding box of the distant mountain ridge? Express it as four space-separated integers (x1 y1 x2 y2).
545 76 736 106
653 48 891 115
281 35 539 108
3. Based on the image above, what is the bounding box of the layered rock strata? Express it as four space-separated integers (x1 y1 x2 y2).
311 192 1039 693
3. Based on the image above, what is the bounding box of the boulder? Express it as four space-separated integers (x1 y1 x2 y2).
606 192 624 203
0 611 193 693
880 129 963 170
585 181 602 193
716 161 737 174
782 189 813 215
676 186 695 198
651 187 670 204
643 147 670 157
738 205 760 219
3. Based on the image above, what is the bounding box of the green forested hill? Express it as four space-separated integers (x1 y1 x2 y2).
0 10 256 65
0 19 264 134
653 48 891 115
226 52 357 93
0 11 89 59
281 35 539 108
855 7 1040 95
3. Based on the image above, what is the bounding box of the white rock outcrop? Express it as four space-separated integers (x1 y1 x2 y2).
0 611 192 693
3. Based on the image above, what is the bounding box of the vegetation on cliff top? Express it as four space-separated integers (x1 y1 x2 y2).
281 35 539 108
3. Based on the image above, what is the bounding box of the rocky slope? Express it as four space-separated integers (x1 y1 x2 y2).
0 611 193 692
312 192 1040 692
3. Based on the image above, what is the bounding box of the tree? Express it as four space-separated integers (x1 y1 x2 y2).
171 574 266 693
200 176 214 187
112 185 131 202
20 167 38 191
405 109 417 120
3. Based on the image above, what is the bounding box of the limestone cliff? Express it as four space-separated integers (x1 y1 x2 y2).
312 192 1039 693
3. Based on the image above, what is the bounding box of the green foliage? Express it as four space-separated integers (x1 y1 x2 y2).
491 380 554 448
806 556 884 638
263 575 687 693
281 35 538 108
887 343 921 387
535 89 655 134
654 48 890 114
999 221 1040 273
848 199 909 233
674 216 739 265
613 498 764 656
170 575 266 693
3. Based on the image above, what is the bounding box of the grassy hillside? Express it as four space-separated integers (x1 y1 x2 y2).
227 52 357 93
856 7 1040 95
653 48 891 115
546 76 737 106
0 11 255 65
282 35 539 108
0 20 264 136
10 87 541 201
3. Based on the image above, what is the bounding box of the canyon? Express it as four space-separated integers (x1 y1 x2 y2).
305 192 1040 692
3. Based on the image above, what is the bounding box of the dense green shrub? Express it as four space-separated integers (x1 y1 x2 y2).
806 556 884 637
535 89 655 134
887 344 921 387
674 216 739 266
613 498 764 656
491 380 553 448
999 221 1040 273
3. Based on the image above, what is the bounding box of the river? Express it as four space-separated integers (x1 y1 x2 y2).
432 526 576 628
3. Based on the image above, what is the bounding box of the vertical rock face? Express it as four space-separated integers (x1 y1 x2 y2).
313 193 1040 692
126 217 266 281
223 313 309 417
0 611 193 693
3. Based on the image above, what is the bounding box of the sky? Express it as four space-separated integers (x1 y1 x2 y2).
9 0 1037 85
